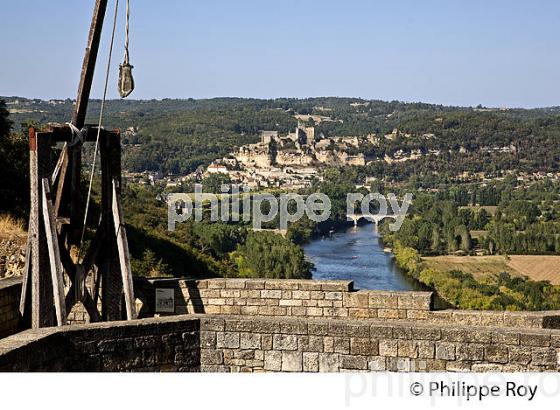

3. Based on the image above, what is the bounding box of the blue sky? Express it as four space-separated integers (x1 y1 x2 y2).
1 0 560 107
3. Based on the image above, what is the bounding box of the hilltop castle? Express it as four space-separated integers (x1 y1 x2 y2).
205 125 372 190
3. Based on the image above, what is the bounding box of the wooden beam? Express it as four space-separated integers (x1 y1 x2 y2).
71 0 109 128
99 131 124 321
112 179 136 320
29 130 55 328
41 178 67 326
45 124 120 143
53 146 69 217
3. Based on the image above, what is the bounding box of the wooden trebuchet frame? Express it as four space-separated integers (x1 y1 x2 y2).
20 125 137 328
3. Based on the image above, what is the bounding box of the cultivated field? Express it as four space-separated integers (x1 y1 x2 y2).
422 254 560 285
506 255 560 285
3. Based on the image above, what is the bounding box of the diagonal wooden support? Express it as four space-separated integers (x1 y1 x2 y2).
112 179 137 320
41 178 67 326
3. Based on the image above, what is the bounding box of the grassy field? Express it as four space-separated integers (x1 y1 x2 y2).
459 205 498 216
422 254 560 285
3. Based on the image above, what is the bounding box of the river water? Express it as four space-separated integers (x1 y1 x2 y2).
303 224 420 291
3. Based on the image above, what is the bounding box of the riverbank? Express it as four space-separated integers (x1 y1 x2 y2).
392 242 560 311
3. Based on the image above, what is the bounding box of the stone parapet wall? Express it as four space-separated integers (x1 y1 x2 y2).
141 278 560 330
199 315 560 372
0 316 200 372
0 278 21 338
1 314 559 372
146 278 433 320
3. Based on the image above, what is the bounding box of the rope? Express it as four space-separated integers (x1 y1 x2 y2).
66 123 88 147
78 0 120 258
124 0 130 65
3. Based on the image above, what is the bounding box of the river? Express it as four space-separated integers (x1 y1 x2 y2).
303 224 420 291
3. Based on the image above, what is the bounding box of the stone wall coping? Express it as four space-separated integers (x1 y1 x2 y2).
2 312 560 353
435 309 560 317
149 278 355 292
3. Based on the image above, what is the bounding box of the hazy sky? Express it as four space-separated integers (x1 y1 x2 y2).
1 0 560 107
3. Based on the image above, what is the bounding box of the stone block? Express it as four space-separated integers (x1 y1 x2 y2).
308 322 328 336
441 328 492 344
319 353 339 371
368 357 386 371
323 336 334 353
348 308 377 319
392 327 412 339
266 281 300 290
509 346 532 365
224 279 247 289
240 306 259 315
397 340 418 358
397 293 431 310
406 310 429 320
350 338 378 356
341 355 368 370
216 332 240 349
302 352 319 372
379 340 398 357
333 337 350 354
324 292 343 301
200 331 216 349
225 319 252 332
484 345 509 364
279 299 303 307
264 351 282 371
220 305 241 315
262 334 273 350
492 331 519 345
411 327 441 340
471 363 503 372
456 343 484 361
321 281 352 292
310 291 326 300
368 292 398 309
417 341 435 359
531 347 557 366
370 324 393 339
292 291 310 300
290 306 307 316
207 279 226 289
245 280 266 290
343 292 369 308
298 336 324 353
273 334 298 351
520 332 550 347
378 309 405 319
240 333 261 350
346 324 370 338
299 281 323 291
435 343 455 360
323 308 348 318
261 290 282 299
282 351 303 372
386 357 411 372
201 349 223 365
306 307 324 317
246 321 275 335
446 361 472 372
280 321 308 335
